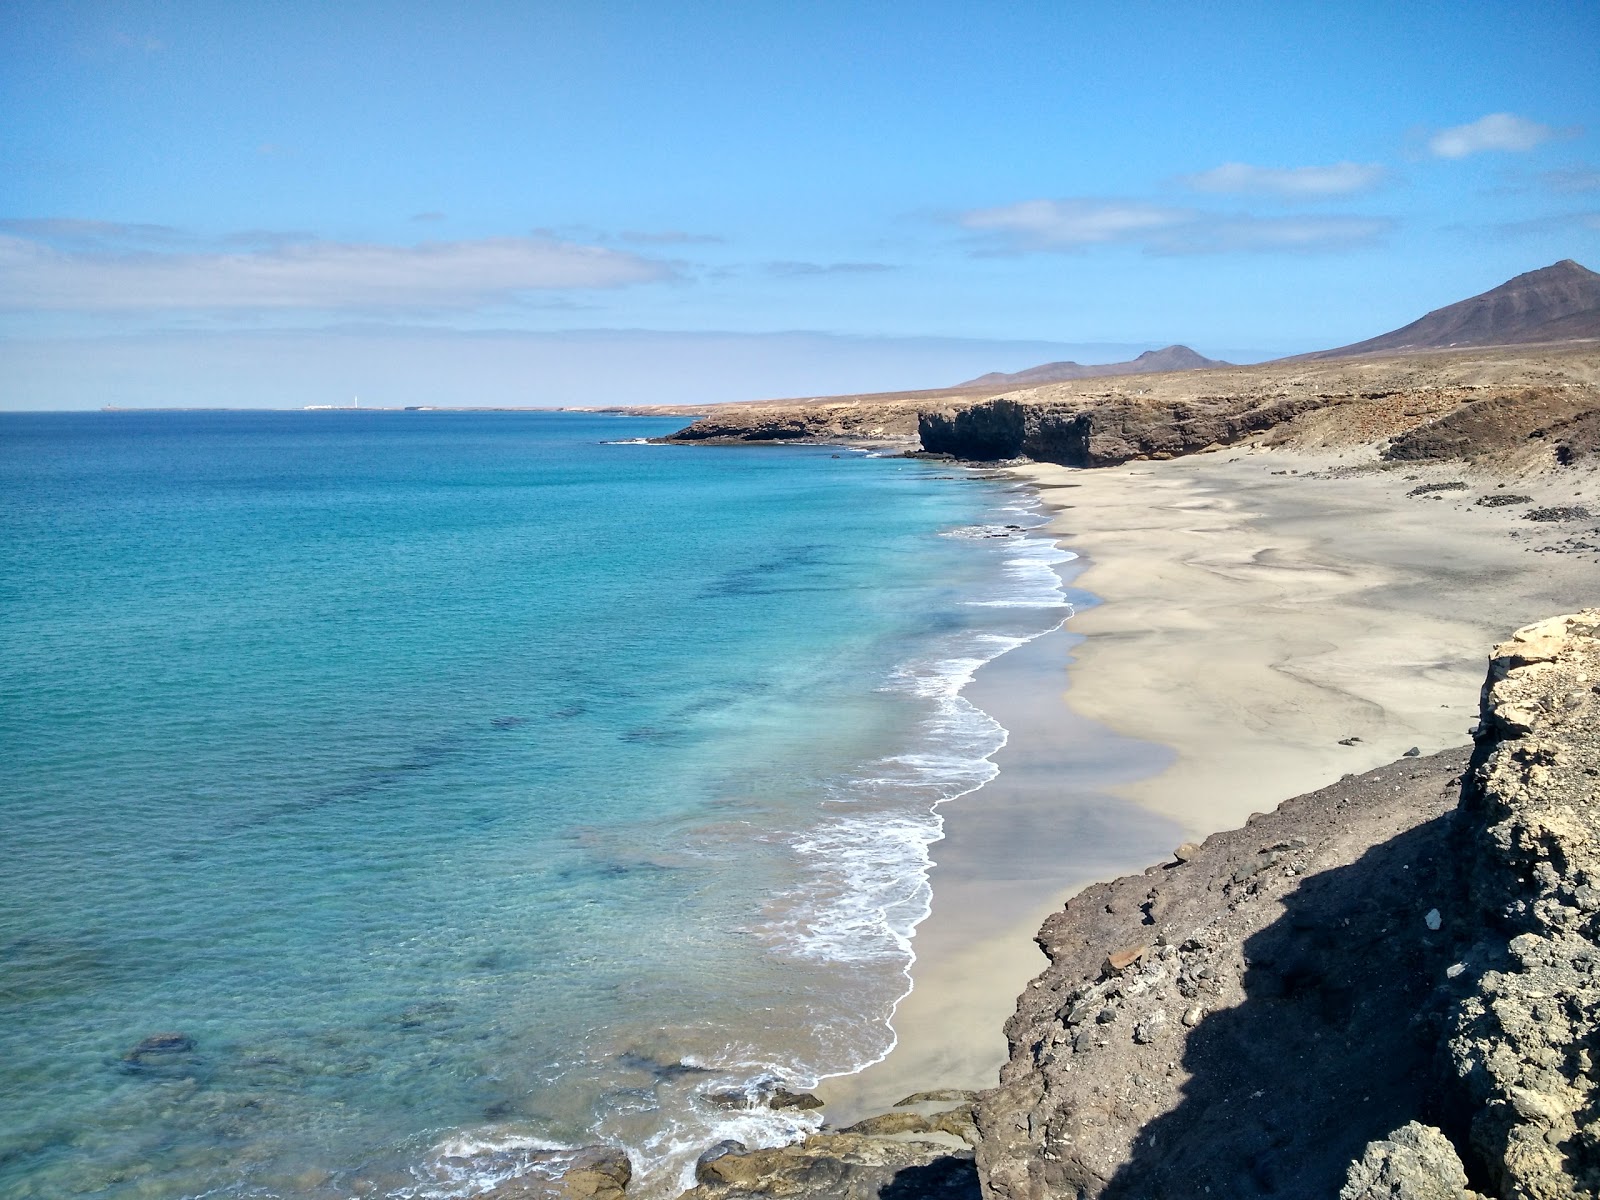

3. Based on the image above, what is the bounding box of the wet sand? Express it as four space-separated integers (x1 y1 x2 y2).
819 447 1600 1120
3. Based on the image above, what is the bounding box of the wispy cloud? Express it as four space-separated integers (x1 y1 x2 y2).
0 232 675 313
618 229 725 245
1157 215 1392 255
958 199 1390 255
0 218 183 247
961 199 1189 250
765 260 897 276
1179 161 1389 198
1492 211 1600 237
410 211 446 222
1429 113 1567 158
1539 167 1600 194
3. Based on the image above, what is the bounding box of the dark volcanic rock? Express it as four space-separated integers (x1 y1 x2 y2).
1523 505 1594 522
660 404 921 445
917 393 1326 465
1383 391 1600 463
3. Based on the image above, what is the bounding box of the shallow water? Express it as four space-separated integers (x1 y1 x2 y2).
0 411 1069 1198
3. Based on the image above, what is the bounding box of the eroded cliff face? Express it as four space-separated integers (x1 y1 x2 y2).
916 394 1328 466
973 611 1600 1200
1440 613 1600 1198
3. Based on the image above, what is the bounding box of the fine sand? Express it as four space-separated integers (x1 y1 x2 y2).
818 446 1600 1121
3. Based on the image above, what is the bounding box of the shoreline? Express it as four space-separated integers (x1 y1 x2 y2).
818 444 1600 1122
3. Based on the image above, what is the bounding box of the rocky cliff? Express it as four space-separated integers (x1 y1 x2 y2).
659 343 1600 472
975 611 1600 1200
916 392 1327 466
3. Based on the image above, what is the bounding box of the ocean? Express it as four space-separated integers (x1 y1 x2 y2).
0 410 1070 1199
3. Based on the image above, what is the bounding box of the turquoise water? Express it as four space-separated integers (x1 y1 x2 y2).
0 411 1069 1198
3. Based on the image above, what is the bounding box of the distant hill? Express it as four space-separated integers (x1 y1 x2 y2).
1296 259 1600 360
959 344 1230 388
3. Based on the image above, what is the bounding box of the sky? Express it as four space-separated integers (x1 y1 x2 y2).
2 1 1599 409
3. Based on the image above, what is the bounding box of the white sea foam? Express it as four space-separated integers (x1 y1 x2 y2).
749 494 1074 1093
411 1131 581 1198
419 481 1078 1200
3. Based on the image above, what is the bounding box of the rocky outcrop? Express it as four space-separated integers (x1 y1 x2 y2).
482 1146 633 1200
659 403 922 445
1339 1122 1482 1200
918 392 1330 465
1442 612 1600 1197
676 1095 980 1199
974 612 1600 1200
1381 389 1600 462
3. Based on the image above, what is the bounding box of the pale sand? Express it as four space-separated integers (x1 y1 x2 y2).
818 448 1599 1121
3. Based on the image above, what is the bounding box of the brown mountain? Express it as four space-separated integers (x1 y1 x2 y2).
1297 259 1600 360
958 344 1230 388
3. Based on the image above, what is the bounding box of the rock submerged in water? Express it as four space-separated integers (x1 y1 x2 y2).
122 1032 197 1072
480 1146 632 1200
679 1130 978 1200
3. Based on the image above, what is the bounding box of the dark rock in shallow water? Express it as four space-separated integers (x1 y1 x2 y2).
695 1141 749 1180
123 1032 197 1072
481 1147 632 1200
679 1133 977 1200
768 1087 824 1111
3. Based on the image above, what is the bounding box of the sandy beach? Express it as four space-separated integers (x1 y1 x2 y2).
819 446 1600 1120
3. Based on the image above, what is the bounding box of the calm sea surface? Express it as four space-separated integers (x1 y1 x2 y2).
0 411 1068 1198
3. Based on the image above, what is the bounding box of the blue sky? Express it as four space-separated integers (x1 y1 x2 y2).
3 1 1598 408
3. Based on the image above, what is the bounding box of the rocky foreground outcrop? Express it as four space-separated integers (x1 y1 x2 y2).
976 611 1600 1200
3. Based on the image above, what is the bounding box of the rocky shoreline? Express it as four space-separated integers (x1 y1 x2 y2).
491 611 1600 1200
649 342 1599 474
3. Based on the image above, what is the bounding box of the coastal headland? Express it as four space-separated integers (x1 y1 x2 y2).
521 271 1600 1198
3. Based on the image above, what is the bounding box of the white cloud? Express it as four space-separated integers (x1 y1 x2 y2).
765 260 896 276
1180 161 1389 198
961 199 1190 249
0 234 675 312
1429 113 1562 158
1152 215 1392 255
958 199 1390 255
